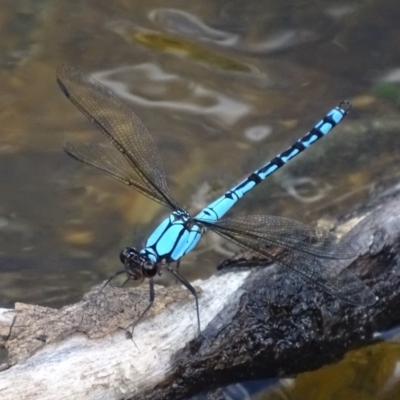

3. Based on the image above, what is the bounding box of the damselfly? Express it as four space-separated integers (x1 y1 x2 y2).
57 65 376 333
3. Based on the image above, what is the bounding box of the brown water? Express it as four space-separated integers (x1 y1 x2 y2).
0 0 399 398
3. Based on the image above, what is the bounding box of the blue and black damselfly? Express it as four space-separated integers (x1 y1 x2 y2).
57 65 376 333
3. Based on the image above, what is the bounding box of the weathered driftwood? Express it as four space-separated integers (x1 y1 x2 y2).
1 184 400 400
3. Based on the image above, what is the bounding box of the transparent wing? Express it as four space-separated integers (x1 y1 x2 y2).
64 142 168 205
205 215 376 306
57 64 181 210
202 215 357 259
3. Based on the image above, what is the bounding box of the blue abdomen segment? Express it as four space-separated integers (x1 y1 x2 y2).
141 211 204 262
195 102 349 223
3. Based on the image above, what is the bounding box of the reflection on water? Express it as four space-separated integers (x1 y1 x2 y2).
149 7 318 54
149 8 240 46
0 0 400 397
280 177 332 204
92 63 252 127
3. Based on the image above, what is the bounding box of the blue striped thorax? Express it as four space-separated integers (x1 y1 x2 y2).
140 210 205 264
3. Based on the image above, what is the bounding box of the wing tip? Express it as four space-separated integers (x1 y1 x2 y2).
56 64 76 98
337 284 377 307
63 142 81 161
351 290 378 307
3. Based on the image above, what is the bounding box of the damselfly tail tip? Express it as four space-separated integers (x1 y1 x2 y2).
339 100 352 113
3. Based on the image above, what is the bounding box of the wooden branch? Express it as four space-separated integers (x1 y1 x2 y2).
1 184 400 399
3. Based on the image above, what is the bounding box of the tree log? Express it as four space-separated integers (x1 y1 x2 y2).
1 185 400 400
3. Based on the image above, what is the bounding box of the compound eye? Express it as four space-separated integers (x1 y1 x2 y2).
120 247 137 264
119 248 129 264
143 260 157 277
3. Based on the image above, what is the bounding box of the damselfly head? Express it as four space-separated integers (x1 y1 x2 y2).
120 247 157 279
